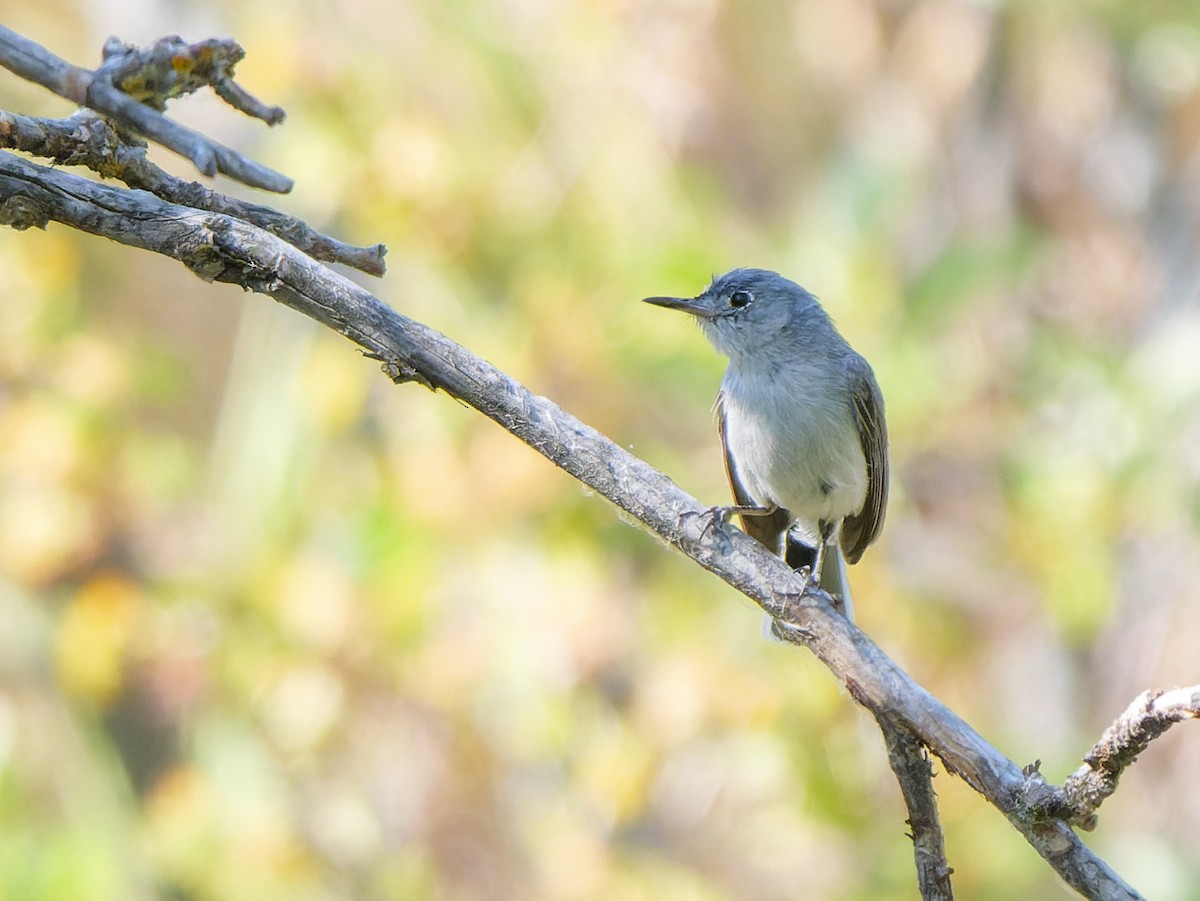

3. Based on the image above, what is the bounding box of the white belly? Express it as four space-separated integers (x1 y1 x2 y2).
722 366 867 540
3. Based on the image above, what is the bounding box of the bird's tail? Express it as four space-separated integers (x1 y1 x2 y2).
817 542 854 622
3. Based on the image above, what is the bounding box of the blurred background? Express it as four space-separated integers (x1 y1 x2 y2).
1 0 1199 898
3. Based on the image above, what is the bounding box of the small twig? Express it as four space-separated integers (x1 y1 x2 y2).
0 26 290 192
776 617 956 896
878 719 955 900
212 77 286 127
1061 686 1200 829
0 110 384 275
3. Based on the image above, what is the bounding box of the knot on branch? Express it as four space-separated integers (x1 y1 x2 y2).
194 219 285 292
375 355 436 391
53 113 143 178
1014 761 1085 828
97 35 283 124
0 192 49 230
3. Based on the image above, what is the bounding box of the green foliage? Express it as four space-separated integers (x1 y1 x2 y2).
2 1 1200 898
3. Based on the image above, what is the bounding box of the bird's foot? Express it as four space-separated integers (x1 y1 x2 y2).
709 503 772 523
706 504 736 528
700 506 734 544
796 564 819 590
796 568 853 618
700 503 769 541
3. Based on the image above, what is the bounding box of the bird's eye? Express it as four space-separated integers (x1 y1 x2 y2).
729 290 753 308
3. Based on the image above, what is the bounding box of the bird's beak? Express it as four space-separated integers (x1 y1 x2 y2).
642 295 713 320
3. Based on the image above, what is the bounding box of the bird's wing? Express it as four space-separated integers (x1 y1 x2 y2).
840 354 889 564
717 391 790 555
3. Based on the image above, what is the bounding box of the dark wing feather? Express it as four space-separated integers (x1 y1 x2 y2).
716 392 790 556
839 354 889 564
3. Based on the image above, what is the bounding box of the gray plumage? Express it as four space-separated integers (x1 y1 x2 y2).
644 268 888 616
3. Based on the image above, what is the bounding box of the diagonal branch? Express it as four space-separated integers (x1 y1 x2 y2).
0 148 1144 901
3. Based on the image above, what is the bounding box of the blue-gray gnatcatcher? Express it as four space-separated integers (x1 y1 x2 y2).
644 268 888 617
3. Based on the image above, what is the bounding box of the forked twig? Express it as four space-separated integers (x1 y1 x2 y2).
1019 686 1200 831
0 26 290 191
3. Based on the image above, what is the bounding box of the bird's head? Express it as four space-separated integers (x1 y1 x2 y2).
643 268 825 359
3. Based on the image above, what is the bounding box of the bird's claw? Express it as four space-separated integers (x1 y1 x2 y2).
701 505 737 542
794 568 853 618
795 564 819 590
701 503 775 539
708 504 737 525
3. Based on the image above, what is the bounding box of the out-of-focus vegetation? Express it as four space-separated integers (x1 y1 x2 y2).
1 0 1199 898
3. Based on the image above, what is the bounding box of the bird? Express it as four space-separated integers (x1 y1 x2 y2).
644 268 888 617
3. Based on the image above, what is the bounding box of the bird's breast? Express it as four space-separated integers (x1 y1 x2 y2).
721 363 867 531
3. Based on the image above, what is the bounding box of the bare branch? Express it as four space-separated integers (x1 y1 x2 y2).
1021 686 1200 831
0 110 384 274
1068 686 1200 822
0 24 92 102
0 149 1145 901
877 718 955 900
0 27 290 192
